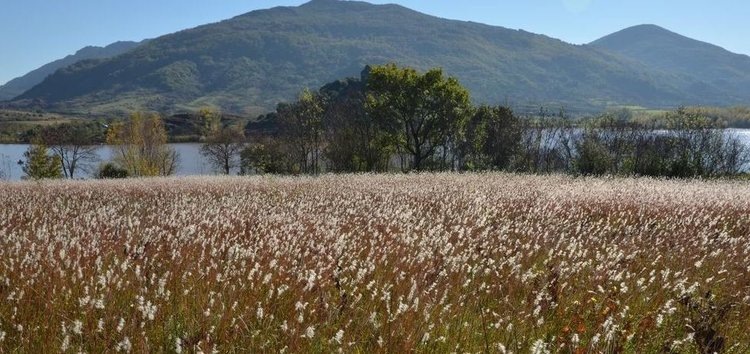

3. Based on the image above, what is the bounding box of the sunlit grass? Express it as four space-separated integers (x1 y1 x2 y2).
0 173 749 352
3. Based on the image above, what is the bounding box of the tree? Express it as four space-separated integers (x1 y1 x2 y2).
39 123 102 179
514 114 576 174
573 134 614 176
198 107 222 139
274 89 325 174
200 126 245 175
21 141 62 180
661 107 748 177
366 64 471 171
97 163 129 179
106 112 179 177
240 139 296 175
0 153 10 181
321 74 394 172
461 105 522 170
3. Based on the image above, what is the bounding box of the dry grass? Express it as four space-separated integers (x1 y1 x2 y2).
0 173 749 353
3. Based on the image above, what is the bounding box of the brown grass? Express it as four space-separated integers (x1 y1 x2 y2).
0 173 748 353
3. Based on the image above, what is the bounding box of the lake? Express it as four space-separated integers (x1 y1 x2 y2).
2 130 750 180
0 143 221 181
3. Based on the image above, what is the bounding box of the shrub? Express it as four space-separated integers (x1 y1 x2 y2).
573 135 613 176
97 163 129 179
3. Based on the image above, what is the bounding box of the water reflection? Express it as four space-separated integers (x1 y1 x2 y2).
2 130 750 181
0 143 219 181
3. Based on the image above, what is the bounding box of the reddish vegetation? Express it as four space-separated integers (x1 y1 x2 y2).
0 174 749 352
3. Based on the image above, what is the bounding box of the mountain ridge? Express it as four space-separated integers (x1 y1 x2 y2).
590 24 750 102
0 41 143 101
9 1 750 115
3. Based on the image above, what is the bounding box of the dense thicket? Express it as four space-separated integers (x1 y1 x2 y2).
105 113 179 177
242 65 749 178
20 141 63 180
18 64 748 180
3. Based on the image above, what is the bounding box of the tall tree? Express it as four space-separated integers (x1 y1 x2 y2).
321 74 394 172
0 153 10 180
201 126 246 175
21 141 63 180
275 89 325 174
366 64 471 171
240 138 296 175
198 107 222 139
461 105 522 170
106 112 179 177
39 123 101 179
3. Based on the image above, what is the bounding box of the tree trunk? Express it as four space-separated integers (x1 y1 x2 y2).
413 149 422 171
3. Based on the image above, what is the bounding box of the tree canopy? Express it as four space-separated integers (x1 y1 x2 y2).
366 64 472 171
21 142 63 180
106 113 179 177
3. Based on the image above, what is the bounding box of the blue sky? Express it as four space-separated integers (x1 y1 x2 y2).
1 0 748 85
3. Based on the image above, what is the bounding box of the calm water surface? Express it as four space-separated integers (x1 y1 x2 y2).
2 130 750 181
0 143 217 181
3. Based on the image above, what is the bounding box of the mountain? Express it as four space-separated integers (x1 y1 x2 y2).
591 24 750 103
8 0 740 115
0 41 143 101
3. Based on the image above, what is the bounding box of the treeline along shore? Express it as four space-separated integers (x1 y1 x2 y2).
3 64 749 181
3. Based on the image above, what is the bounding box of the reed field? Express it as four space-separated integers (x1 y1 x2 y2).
0 174 749 353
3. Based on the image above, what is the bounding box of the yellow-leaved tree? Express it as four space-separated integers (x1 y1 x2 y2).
106 112 179 177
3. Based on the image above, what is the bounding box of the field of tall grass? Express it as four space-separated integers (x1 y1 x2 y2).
1 174 749 353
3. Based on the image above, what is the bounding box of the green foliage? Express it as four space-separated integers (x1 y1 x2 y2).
0 41 141 101
592 24 750 104
366 64 471 171
11 1 730 115
200 126 245 175
573 135 614 176
461 105 522 170
240 141 293 175
21 142 63 180
321 72 395 172
258 89 327 174
148 60 201 94
566 108 749 178
244 67 748 179
0 110 100 144
96 163 129 179
106 112 179 177
197 107 222 139
681 106 750 128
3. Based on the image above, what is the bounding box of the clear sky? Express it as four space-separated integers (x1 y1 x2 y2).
1 0 748 85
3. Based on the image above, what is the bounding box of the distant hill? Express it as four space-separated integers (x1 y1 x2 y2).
591 24 750 103
9 0 748 115
0 41 143 101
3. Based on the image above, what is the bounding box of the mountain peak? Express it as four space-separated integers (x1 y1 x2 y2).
303 0 341 4
300 0 352 8
10 2 750 113
590 23 750 102
297 0 389 11
591 24 681 46
74 45 100 56
0 40 141 101
624 24 670 32
591 23 739 54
